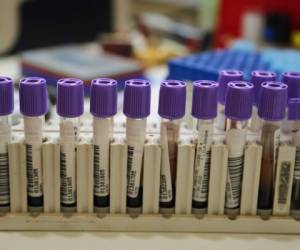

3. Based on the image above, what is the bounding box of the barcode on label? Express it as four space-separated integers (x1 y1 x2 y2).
160 174 172 201
160 174 167 199
127 145 137 196
294 147 300 177
0 152 9 204
94 145 108 195
127 145 134 169
60 152 74 203
226 155 243 207
26 144 41 195
278 161 291 204
193 147 211 202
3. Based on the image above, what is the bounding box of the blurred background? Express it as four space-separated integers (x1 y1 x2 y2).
1 0 300 120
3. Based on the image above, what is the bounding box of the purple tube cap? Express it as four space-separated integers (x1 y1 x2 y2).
19 77 48 117
218 70 244 105
90 78 118 118
158 80 186 120
282 72 300 99
225 81 254 121
191 80 219 120
123 79 151 119
0 76 14 116
251 70 277 106
288 98 300 120
258 81 288 121
57 78 84 118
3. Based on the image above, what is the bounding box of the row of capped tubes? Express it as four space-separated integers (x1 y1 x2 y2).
0 70 300 218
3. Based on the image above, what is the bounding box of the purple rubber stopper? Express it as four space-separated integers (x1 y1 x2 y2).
90 78 118 118
158 80 186 120
251 70 277 106
19 77 48 116
191 80 219 120
225 81 254 121
288 98 300 120
57 78 84 118
218 70 244 105
123 79 151 119
282 72 300 100
258 81 288 121
0 76 14 116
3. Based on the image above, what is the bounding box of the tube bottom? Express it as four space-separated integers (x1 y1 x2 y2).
257 209 272 219
94 206 109 214
127 207 142 215
224 208 240 219
0 206 10 213
159 207 175 215
291 209 300 219
61 204 76 213
192 207 207 215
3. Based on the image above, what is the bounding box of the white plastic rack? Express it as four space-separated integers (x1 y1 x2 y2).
1 120 299 233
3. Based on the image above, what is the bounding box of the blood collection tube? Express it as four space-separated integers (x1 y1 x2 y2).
90 78 117 213
282 72 300 100
191 80 218 214
19 77 48 212
57 78 84 212
224 81 254 215
0 77 14 212
257 82 288 217
282 72 300 132
288 99 300 216
250 71 276 132
158 80 186 214
123 79 151 214
216 70 243 131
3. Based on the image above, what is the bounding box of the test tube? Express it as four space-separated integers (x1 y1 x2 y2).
257 82 288 217
90 78 117 213
19 77 48 212
191 80 218 214
282 72 300 100
216 70 243 131
0 77 14 212
123 79 151 214
282 72 300 132
288 98 300 216
57 78 84 212
250 71 276 132
158 80 186 214
224 81 254 215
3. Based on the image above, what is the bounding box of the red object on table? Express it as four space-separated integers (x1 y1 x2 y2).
215 0 300 48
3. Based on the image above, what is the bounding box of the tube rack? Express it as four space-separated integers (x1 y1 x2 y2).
1 120 299 233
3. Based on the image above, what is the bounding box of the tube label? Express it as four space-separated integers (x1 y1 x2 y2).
0 121 10 205
93 118 111 201
0 152 9 205
159 122 175 203
225 128 247 209
277 161 291 205
26 144 43 197
216 104 225 131
60 148 76 205
126 119 146 199
250 106 262 132
274 129 280 168
60 120 79 206
94 145 109 197
292 131 300 181
24 117 43 199
292 144 300 209
192 123 213 203
294 147 300 180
